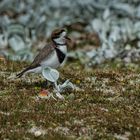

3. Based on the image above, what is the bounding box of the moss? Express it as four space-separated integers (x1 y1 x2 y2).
0 60 140 139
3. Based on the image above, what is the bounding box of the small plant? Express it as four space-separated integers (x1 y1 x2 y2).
41 67 74 100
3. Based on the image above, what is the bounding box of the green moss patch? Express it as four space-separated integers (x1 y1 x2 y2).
0 60 140 139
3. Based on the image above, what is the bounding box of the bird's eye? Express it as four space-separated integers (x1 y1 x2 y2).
56 33 60 35
54 33 60 37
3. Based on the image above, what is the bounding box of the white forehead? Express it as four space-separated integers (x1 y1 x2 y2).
61 31 66 36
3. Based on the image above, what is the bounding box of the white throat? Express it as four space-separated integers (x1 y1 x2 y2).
53 37 65 45
57 44 67 54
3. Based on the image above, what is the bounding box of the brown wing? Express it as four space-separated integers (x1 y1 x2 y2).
30 43 54 68
16 43 54 78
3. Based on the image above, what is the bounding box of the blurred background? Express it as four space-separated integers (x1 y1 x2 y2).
0 0 140 67
0 1 140 139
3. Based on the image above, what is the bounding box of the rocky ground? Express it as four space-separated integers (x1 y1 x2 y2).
0 60 140 139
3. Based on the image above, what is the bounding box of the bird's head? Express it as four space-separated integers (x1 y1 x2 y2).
51 28 70 45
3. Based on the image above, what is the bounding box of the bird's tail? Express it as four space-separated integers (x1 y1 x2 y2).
16 67 30 78
16 71 24 78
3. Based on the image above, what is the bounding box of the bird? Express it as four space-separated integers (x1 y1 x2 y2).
17 28 70 78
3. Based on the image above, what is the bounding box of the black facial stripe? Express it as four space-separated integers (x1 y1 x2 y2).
55 47 66 63
54 42 66 46
52 36 59 39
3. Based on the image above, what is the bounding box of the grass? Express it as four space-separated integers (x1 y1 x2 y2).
0 60 140 140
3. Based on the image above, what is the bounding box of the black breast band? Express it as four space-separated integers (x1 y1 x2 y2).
55 47 66 63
